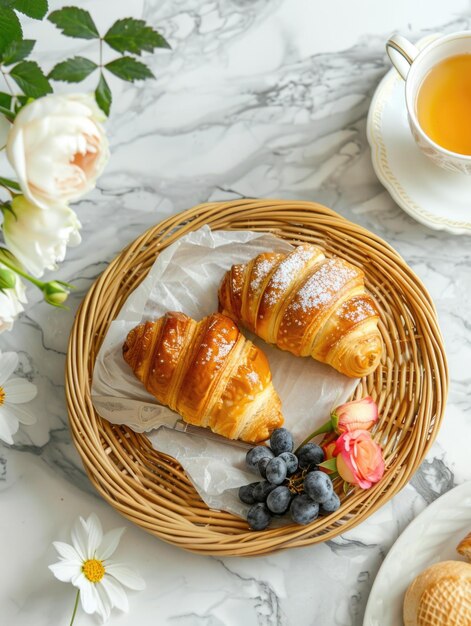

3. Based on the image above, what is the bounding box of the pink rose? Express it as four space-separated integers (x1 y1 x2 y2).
332 396 378 435
334 429 384 489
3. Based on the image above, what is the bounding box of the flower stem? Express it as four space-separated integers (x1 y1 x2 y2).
1 68 14 96
296 420 334 451
69 589 80 626
0 251 43 287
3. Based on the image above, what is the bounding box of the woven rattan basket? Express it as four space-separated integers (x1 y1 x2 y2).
66 199 448 556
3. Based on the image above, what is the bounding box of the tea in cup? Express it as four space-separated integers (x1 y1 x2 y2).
386 31 471 174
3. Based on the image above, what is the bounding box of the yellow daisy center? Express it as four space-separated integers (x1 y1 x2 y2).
0 387 4 405
82 559 105 583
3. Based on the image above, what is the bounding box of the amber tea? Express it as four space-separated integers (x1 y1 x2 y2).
416 53 471 155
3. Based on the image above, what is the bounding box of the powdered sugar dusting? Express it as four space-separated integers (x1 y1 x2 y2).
342 298 376 323
291 259 357 313
263 246 315 305
247 371 260 384
250 257 277 292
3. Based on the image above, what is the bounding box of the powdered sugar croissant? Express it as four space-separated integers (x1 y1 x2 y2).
123 311 283 443
218 243 383 378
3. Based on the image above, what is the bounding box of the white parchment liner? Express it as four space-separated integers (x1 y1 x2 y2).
92 226 358 517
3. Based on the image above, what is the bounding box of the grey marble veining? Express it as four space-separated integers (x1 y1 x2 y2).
1 1 471 625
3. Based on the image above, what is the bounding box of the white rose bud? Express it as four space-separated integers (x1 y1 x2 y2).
0 262 26 333
3 196 81 278
6 93 109 210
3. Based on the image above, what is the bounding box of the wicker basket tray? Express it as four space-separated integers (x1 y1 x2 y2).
66 199 448 556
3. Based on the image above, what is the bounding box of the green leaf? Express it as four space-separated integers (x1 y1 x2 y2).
49 56 97 83
0 8 22 55
9 60 52 97
2 39 35 65
0 92 12 109
105 56 154 82
318 458 338 472
0 176 21 191
48 6 99 39
0 103 14 121
104 18 170 56
95 72 111 116
12 0 48 19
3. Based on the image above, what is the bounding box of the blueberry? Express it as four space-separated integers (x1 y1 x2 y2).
238 482 259 505
266 485 292 514
278 451 298 475
319 493 341 515
290 494 319 525
246 446 274 472
253 480 277 502
297 443 324 468
304 471 334 503
270 428 294 455
265 457 287 485
247 503 272 530
258 457 270 478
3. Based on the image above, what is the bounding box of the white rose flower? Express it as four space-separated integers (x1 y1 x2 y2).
0 265 26 333
7 93 109 210
3 196 81 278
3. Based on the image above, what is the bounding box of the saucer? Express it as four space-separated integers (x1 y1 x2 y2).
367 38 471 235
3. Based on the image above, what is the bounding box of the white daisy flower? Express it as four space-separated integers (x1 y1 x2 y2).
0 350 37 444
49 513 145 624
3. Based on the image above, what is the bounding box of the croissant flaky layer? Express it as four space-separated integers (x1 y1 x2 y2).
218 243 383 378
123 312 283 443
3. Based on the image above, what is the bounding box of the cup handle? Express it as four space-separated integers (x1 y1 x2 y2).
386 34 419 80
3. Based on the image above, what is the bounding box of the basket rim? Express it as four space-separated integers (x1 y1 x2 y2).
65 199 448 556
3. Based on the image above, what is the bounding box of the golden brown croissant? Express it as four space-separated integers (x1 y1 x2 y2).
123 311 283 443
218 243 383 378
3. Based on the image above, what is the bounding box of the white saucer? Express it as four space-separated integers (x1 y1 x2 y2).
363 481 471 626
367 37 471 235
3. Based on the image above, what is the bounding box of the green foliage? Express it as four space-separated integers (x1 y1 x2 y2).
0 4 170 117
9 60 52 97
105 56 154 82
0 176 21 191
49 56 97 82
48 6 99 39
11 0 48 19
1 39 34 65
0 8 22 55
104 18 170 55
95 72 111 116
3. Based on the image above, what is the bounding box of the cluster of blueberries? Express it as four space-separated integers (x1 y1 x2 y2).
239 428 340 530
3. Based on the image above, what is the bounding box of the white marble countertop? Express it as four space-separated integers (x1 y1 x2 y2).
1 1 471 625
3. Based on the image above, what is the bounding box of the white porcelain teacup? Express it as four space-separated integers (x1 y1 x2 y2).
386 31 471 174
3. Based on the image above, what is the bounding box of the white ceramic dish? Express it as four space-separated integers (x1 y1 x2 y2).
367 36 471 235
363 481 471 626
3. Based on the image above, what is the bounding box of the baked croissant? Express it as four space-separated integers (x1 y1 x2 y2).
218 243 383 378
123 311 283 443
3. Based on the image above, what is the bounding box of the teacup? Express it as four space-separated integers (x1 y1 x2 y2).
386 31 471 174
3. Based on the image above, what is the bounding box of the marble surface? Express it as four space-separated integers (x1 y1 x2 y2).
1 0 471 624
